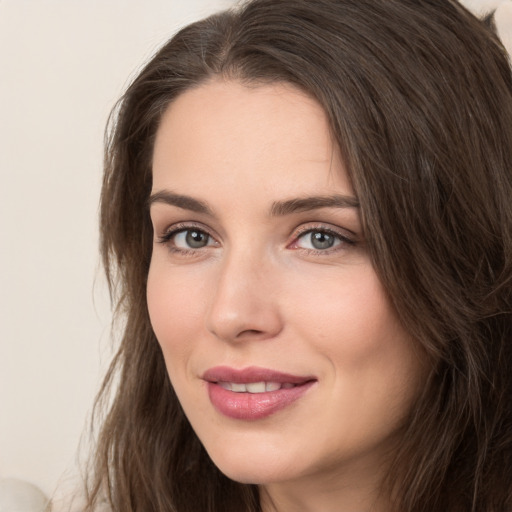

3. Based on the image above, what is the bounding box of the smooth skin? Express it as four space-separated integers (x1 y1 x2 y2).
147 79 426 512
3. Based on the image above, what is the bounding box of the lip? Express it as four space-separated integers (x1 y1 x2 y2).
202 366 317 420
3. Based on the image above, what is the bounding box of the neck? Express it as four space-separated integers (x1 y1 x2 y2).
259 459 393 512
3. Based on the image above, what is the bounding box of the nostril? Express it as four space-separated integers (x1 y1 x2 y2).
238 329 264 337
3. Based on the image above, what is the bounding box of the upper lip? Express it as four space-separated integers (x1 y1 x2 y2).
202 366 316 384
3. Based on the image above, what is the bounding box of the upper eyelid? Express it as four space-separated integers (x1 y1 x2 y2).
289 223 359 252
159 221 216 237
292 222 356 239
155 220 357 247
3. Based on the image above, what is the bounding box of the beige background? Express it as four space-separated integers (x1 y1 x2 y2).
0 0 510 499
0 0 235 497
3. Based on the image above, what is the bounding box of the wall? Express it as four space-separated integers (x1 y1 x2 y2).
0 0 234 498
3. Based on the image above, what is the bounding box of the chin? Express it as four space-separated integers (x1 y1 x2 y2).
205 445 298 485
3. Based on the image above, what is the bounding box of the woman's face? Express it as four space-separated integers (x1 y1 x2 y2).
148 80 425 496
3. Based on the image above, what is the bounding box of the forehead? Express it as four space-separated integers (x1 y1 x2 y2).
152 79 351 198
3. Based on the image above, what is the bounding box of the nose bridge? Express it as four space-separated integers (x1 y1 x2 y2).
206 245 282 342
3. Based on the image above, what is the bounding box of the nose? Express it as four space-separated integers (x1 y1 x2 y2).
205 250 283 343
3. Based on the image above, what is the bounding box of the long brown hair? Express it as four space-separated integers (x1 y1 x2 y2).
86 1 512 510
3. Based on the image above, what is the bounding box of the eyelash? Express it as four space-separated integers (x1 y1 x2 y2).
157 222 356 257
157 222 215 256
290 225 355 255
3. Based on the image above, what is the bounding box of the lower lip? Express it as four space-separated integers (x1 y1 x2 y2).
206 381 315 420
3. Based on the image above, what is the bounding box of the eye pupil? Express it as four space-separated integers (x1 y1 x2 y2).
186 230 208 248
311 231 334 249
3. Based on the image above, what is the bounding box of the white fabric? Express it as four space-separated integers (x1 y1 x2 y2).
0 479 48 512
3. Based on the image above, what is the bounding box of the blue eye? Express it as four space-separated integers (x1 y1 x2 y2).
173 229 212 249
295 230 343 250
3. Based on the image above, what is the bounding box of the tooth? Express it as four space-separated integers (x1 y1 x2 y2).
246 382 266 393
265 382 281 392
219 381 291 393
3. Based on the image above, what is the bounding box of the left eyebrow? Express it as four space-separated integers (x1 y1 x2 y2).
270 195 360 216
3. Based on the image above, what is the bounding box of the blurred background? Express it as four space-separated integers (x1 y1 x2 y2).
0 0 235 499
0 0 510 501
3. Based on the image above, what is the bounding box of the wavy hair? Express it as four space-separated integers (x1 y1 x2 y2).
85 1 512 510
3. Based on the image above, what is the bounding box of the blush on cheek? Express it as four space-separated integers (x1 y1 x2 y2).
292 268 394 351
147 266 212 367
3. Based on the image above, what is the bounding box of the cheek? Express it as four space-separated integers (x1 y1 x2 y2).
288 262 401 355
288 262 423 411
146 261 207 362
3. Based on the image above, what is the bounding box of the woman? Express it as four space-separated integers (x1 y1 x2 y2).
85 0 512 510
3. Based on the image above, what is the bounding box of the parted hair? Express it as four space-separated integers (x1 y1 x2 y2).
86 0 512 511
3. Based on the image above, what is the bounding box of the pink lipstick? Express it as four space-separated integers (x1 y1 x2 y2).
202 366 316 420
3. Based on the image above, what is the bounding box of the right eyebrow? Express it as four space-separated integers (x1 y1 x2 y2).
147 190 213 215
